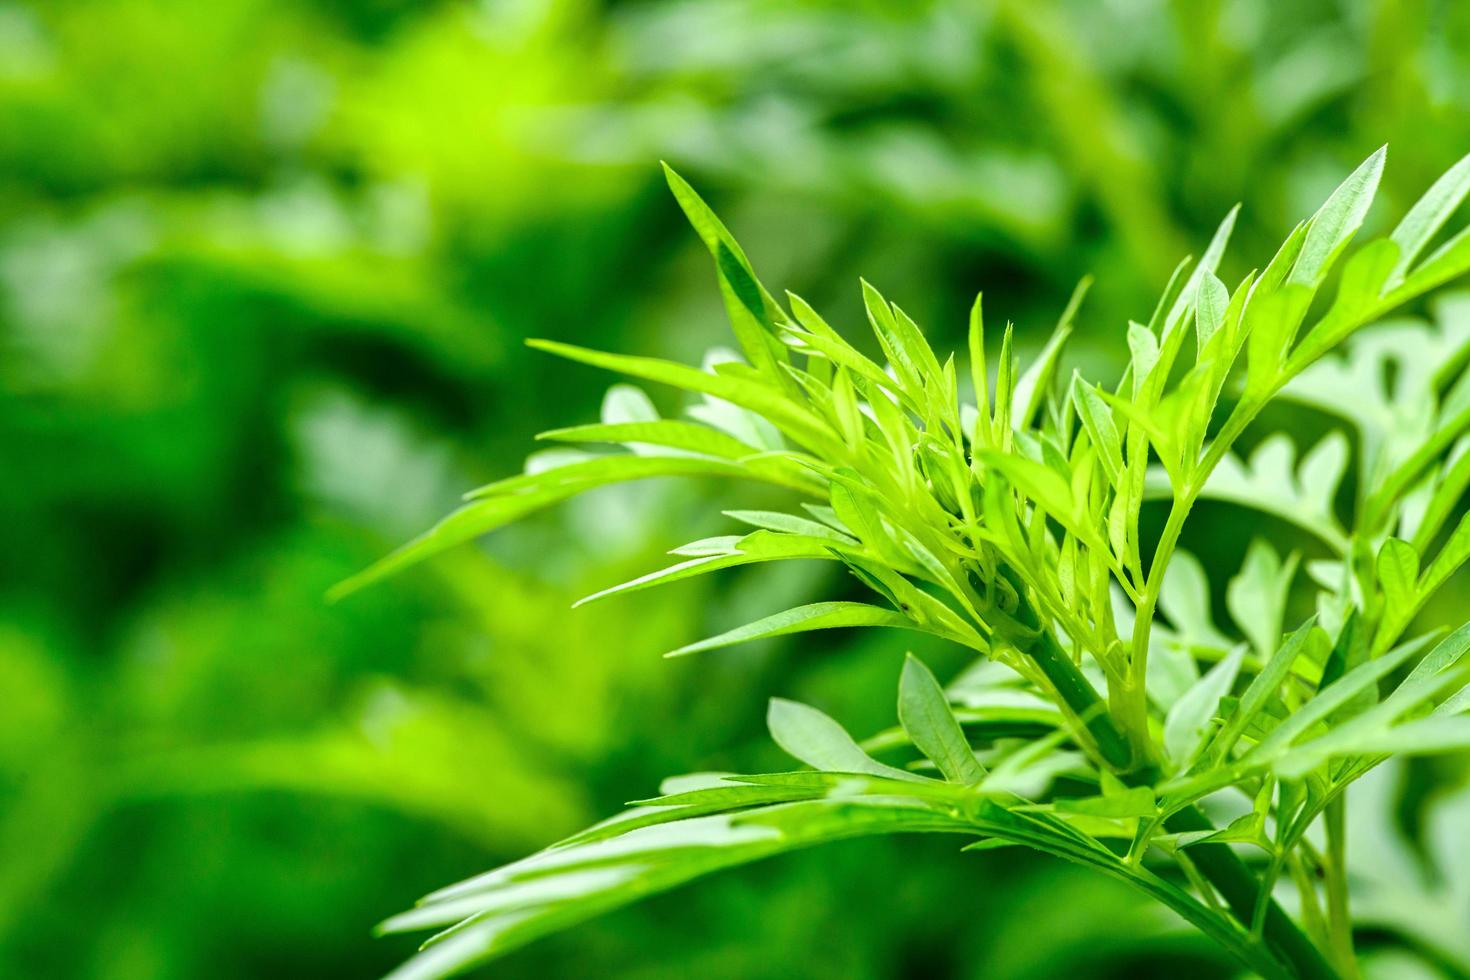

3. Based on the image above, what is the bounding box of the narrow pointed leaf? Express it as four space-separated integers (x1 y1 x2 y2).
666 602 925 658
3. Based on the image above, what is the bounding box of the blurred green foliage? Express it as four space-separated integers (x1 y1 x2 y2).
2 0 1469 977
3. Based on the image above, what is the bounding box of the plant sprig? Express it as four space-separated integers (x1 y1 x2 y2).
339 148 1470 980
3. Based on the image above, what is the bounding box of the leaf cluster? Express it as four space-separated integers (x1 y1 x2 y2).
342 150 1470 980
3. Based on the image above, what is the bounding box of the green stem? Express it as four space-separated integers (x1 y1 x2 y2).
1001 565 1137 770
1289 852 1332 953
1028 627 1136 770
1163 805 1338 980
1001 567 1337 979
1324 797 1360 978
1127 492 1194 716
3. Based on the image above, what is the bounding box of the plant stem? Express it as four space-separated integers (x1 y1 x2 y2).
1163 805 1338 980
1324 796 1360 978
1035 635 1338 977
1289 852 1332 953
1001 566 1137 769
1004 569 1337 978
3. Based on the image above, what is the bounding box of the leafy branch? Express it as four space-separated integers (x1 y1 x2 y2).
337 148 1470 979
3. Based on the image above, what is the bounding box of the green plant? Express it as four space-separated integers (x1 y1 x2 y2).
338 148 1470 980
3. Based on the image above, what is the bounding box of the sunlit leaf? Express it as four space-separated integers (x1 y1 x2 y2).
898 654 986 785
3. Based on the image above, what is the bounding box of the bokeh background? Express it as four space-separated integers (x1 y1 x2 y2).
4 0 1470 977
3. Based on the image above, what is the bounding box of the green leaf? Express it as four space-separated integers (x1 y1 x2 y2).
968 293 990 446
1390 151 1470 284
1126 322 1159 399
574 531 842 607
662 163 790 382
898 654 986 785
1160 550 1232 650
1388 620 1470 710
526 340 834 453
537 420 760 459
1418 511 1470 605
1164 647 1244 769
1273 625 1470 776
1211 618 1319 759
786 294 903 399
1375 537 1420 648
665 602 926 658
1288 146 1386 287
1195 273 1229 357
1226 541 1300 660
1053 786 1156 818
1245 285 1313 396
328 486 580 601
829 480 901 563
861 280 941 397
1171 432 1348 551
977 450 1074 521
723 510 857 543
1013 300 1077 427
382 796 968 980
1286 239 1401 372
830 368 865 448
601 383 659 424
767 698 923 781
1248 633 1436 764
1163 204 1240 338
1336 715 1470 755
1396 224 1470 300
1073 373 1123 487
